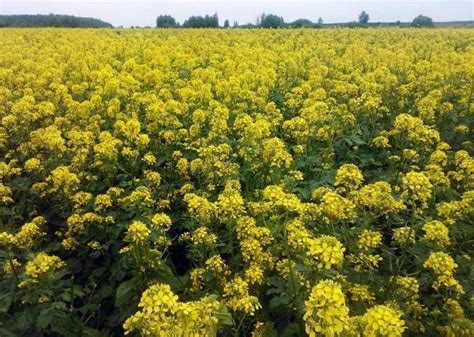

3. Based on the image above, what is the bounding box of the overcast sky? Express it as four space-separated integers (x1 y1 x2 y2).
1 0 472 27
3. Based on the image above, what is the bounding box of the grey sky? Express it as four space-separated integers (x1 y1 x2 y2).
1 0 472 27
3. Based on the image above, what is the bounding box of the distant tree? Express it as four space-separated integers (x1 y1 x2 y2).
233 21 239 28
0 14 112 28
209 12 219 27
182 13 218 28
317 17 324 26
345 21 362 28
156 15 177 28
290 19 314 28
183 16 205 28
412 15 434 27
260 13 285 28
224 19 230 28
358 11 369 24
239 23 256 29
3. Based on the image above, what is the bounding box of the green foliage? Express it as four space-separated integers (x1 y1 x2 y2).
260 13 285 28
289 19 314 28
183 13 219 28
359 11 370 24
0 14 112 28
412 15 435 28
156 15 177 28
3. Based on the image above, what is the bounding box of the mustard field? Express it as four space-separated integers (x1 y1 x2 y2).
0 28 473 336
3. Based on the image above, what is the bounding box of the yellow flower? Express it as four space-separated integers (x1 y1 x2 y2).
47 166 80 194
124 283 226 336
262 185 303 213
0 183 13 205
308 235 345 269
334 164 364 191
262 137 293 169
224 276 261 315
142 152 156 165
205 255 230 277
94 194 113 212
393 226 416 245
358 229 382 250
349 284 375 304
394 276 420 301
13 216 46 247
21 252 65 286
191 227 217 246
422 220 450 247
184 193 216 222
390 113 439 146
3 258 20 275
356 182 405 215
151 213 172 231
454 124 469 134
424 251 457 276
216 180 245 219
351 252 383 272
144 170 161 187
429 150 448 167
401 171 433 208
125 221 150 245
24 157 42 172
119 186 154 209
312 188 356 223
372 135 391 148
362 305 405 337
304 279 349 337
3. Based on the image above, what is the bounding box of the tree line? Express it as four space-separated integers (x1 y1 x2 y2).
157 12 435 28
0 12 435 29
0 14 112 28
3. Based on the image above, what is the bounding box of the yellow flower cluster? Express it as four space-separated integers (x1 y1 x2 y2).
392 226 416 245
348 284 375 304
216 180 245 219
390 114 440 147
124 283 229 336
190 227 218 246
223 276 261 316
394 276 420 301
236 217 274 284
311 188 356 223
402 171 433 208
422 220 450 247
0 216 45 248
308 235 345 269
361 305 405 337
0 28 472 335
355 182 405 215
125 221 150 245
184 193 216 223
334 164 364 192
20 252 65 287
357 229 382 250
424 251 464 294
304 280 349 336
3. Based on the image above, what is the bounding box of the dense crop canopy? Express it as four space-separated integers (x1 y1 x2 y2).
0 28 473 336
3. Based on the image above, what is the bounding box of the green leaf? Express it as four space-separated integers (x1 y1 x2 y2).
214 302 234 326
0 327 17 337
0 291 12 313
269 295 290 309
115 277 140 307
36 309 54 329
